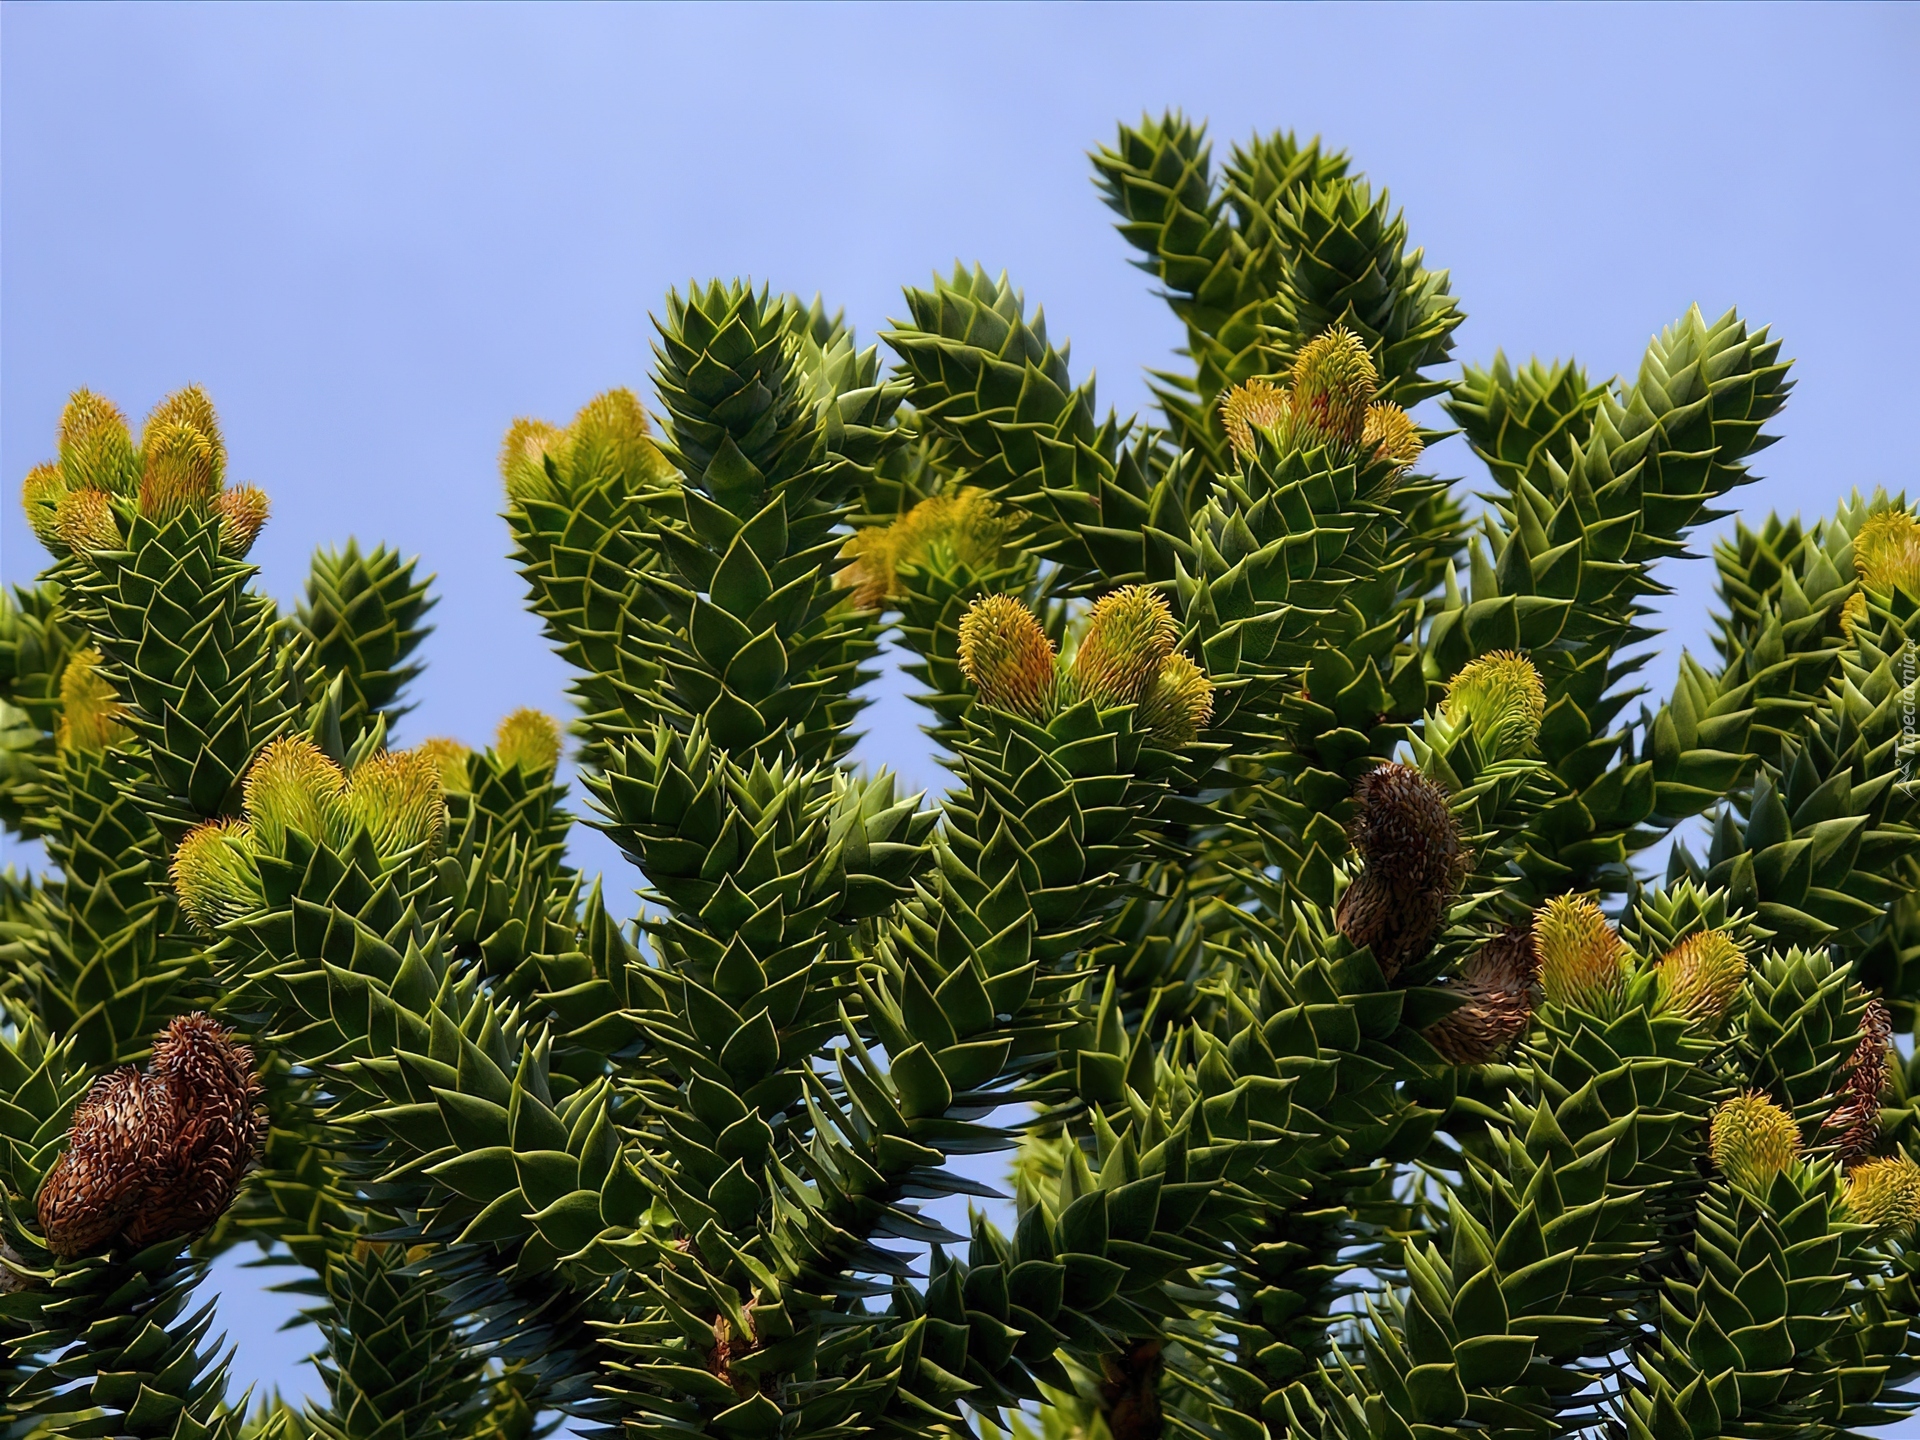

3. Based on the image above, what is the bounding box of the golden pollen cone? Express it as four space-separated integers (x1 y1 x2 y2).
141 385 226 487
837 488 1011 609
1844 1154 1920 1232
1074 585 1177 708
1534 894 1628 1016
1653 928 1747 1027
1443 650 1545 759
1710 1091 1801 1193
1219 377 1290 457
958 594 1056 719
1362 402 1423 472
54 488 123 555
213 484 271 556
22 462 67 545
494 708 563 776
1137 653 1214 748
1855 509 1920 595
1289 326 1377 444
58 388 140 496
137 419 219 524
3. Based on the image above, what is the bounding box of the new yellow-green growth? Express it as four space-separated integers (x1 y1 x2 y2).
568 387 668 489
1444 651 1545 759
54 648 131 754
1654 929 1747 1026
1843 1155 1920 1233
1074 586 1178 707
243 736 346 850
171 819 261 931
500 418 568 504
1854 509 1920 595
179 738 449 930
1710 1092 1801 1193
495 708 563 776
1137 654 1214 748
958 595 1056 719
1841 589 1869 642
418 737 474 792
837 488 1012 609
1535 894 1628 1016
345 749 447 857
500 388 675 504
1290 326 1377 443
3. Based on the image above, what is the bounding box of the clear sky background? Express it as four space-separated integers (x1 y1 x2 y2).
4 0 1918 1423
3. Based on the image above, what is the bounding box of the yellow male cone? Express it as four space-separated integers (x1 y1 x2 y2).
958 595 1056 719
1535 894 1628 1016
1843 1155 1920 1232
1074 586 1177 708
1444 651 1545 760
1710 1092 1801 1193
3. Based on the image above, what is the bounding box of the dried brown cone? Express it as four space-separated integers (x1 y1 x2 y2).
1425 924 1539 1065
35 1013 263 1258
1099 1338 1166 1440
1336 762 1468 980
126 1014 264 1245
1826 998 1892 1164
33 1067 166 1258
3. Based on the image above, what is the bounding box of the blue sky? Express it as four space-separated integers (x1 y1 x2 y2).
4 0 1917 1420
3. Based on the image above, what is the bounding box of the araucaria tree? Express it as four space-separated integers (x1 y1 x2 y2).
7 113 1920 1440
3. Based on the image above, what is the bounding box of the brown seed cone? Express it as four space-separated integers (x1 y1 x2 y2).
1099 1338 1165 1440
35 1014 263 1258
35 1067 167 1258
127 1014 264 1245
1826 998 1892 1164
1336 763 1468 979
1425 925 1539 1065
